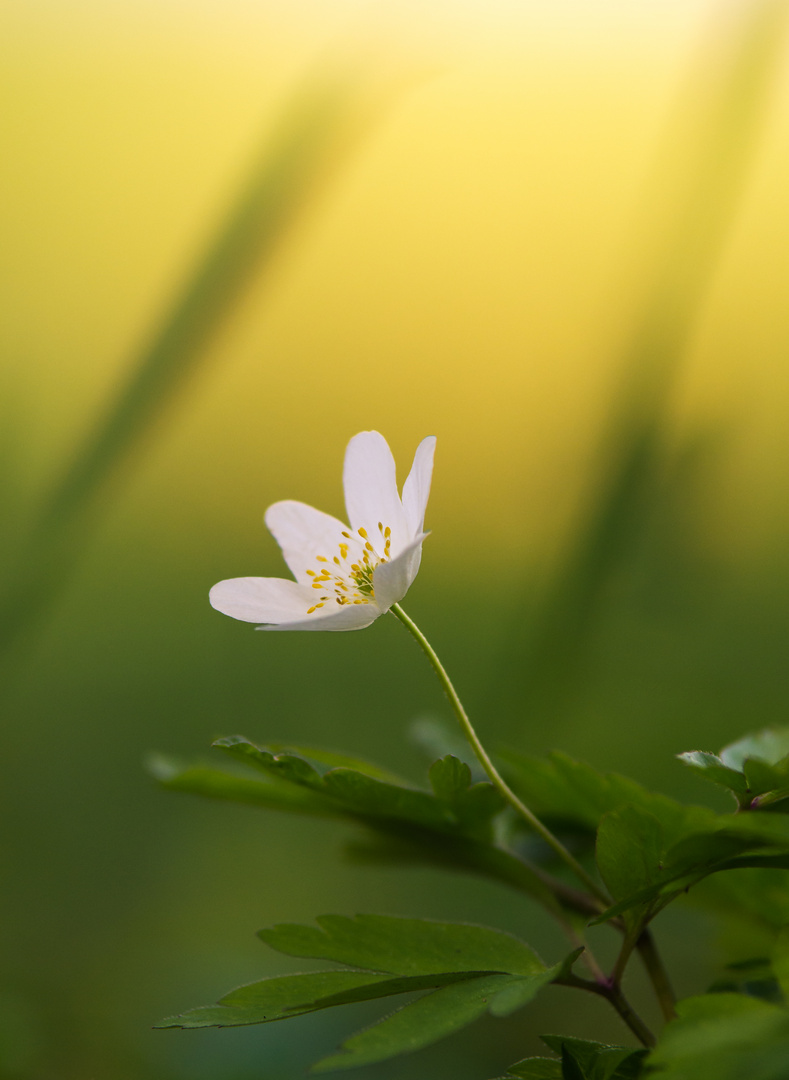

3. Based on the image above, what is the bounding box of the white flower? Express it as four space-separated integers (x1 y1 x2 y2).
209 431 436 631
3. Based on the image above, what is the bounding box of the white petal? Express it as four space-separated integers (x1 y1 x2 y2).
265 501 351 585
343 431 409 556
402 436 436 536
372 533 427 612
209 577 315 623
257 603 382 632
210 576 381 631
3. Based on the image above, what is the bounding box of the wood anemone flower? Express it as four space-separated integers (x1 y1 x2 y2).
209 431 436 631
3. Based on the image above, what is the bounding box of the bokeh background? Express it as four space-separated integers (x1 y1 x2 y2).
2 0 789 1076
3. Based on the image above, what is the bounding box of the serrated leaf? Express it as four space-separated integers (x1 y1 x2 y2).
676 752 750 801
259 914 546 977
311 973 539 1072
428 755 505 835
680 730 789 809
429 755 472 800
148 755 342 816
213 738 458 832
561 1046 586 1080
320 769 454 830
260 743 403 783
156 971 388 1028
592 809 789 925
541 1036 647 1080
214 737 325 789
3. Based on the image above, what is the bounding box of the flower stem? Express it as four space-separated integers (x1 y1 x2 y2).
389 603 609 904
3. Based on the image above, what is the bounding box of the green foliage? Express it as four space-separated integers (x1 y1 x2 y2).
498 1037 646 1080
589 781 789 926
155 730 789 1073
148 753 345 817
596 807 665 928
646 993 789 1080
499 1059 563 1079
500 750 714 843
678 728 789 810
213 737 489 834
160 914 579 1070
707 957 783 1003
152 740 562 913
258 914 546 976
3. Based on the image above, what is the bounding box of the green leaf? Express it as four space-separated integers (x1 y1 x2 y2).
679 730 789 809
720 729 789 771
647 992 789 1079
213 737 456 831
259 743 404 783
501 1059 563 1079
311 973 545 1072
592 810 789 926
501 750 714 846
429 755 505 835
147 755 342 816
688 865 789 933
541 1036 646 1080
259 914 546 977
488 958 575 1018
156 971 389 1028
303 971 497 1008
561 1046 586 1080
596 807 665 926
214 737 326 789
320 769 454 830
676 752 750 801
429 755 473 800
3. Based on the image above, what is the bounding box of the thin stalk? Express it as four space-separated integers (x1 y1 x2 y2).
611 927 641 988
558 972 656 1049
390 603 610 904
636 929 677 1022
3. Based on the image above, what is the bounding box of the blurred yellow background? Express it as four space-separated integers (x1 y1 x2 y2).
2 1 789 1078
5 0 788 559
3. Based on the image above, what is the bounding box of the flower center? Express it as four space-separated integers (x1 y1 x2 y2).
305 524 392 614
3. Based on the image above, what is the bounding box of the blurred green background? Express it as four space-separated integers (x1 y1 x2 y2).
2 0 789 1076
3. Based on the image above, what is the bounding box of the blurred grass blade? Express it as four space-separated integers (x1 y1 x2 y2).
501 0 789 725
0 75 371 656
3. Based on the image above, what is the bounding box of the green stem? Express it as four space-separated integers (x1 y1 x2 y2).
636 929 677 1022
389 603 610 904
611 926 641 988
558 972 656 1049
